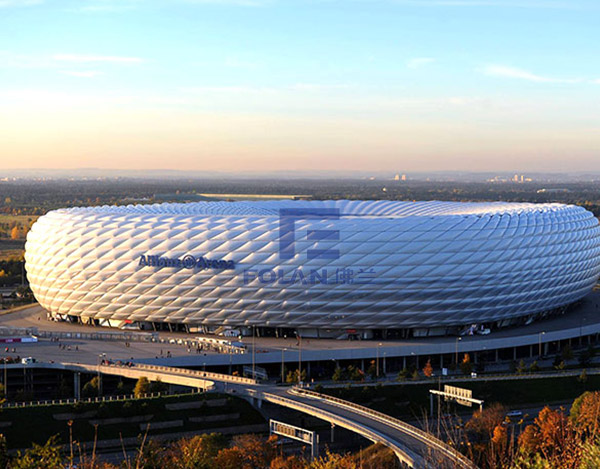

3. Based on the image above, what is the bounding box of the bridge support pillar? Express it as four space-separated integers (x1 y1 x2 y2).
430 393 434 417
74 372 80 400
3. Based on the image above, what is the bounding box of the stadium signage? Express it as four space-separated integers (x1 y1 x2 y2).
139 254 235 271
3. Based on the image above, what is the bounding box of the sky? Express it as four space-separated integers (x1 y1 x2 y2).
1 0 599 173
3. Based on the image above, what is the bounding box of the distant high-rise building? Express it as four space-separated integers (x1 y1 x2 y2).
401 174 407 181
394 174 400 181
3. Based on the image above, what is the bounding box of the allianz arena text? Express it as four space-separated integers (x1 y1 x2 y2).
24 200 600 337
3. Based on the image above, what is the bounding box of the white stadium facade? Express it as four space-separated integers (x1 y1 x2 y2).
25 200 600 338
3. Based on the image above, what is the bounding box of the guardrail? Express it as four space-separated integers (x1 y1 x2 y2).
2 390 192 408
260 391 419 467
101 362 257 385
0 326 38 337
36 330 157 342
290 387 476 469
323 367 600 389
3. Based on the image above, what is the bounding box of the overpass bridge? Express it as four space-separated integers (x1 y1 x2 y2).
3 361 475 468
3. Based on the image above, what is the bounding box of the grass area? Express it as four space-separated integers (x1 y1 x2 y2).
0 392 264 449
322 374 600 419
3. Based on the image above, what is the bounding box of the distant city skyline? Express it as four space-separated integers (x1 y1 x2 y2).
1 0 599 172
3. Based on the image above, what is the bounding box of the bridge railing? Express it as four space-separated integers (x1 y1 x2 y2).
260 391 418 467
2 390 191 409
36 330 157 342
100 362 257 385
290 387 476 469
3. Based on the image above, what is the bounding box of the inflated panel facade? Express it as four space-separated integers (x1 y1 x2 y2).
25 200 600 329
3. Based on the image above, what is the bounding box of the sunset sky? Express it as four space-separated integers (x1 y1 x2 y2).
1 0 599 173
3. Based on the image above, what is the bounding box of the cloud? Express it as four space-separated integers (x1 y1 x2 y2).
482 65 580 83
52 54 144 64
407 57 435 69
0 51 51 68
60 70 103 78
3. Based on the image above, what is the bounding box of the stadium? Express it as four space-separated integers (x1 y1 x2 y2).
24 200 600 338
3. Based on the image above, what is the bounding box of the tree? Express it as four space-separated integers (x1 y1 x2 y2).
578 369 588 384
270 454 306 469
309 449 358 469
529 361 540 372
422 359 433 378
82 376 100 398
570 391 600 438
347 365 363 382
214 434 278 469
164 433 226 468
367 360 377 380
0 434 7 469
460 353 472 375
10 226 20 240
286 369 307 384
332 367 345 382
11 435 63 469
397 369 410 381
134 377 150 397
518 406 577 466
149 378 168 394
516 359 527 375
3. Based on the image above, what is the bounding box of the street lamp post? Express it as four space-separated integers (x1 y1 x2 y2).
455 337 462 366
376 343 382 379
97 353 105 397
297 332 302 385
539 331 546 357
281 348 287 384
252 325 256 380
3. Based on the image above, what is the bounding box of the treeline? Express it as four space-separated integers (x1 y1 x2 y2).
2 179 600 217
456 390 600 468
0 259 24 287
0 432 399 469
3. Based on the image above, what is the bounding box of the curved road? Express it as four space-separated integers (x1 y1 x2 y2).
6 361 475 468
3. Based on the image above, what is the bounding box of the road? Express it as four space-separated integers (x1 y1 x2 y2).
263 385 475 468
5 360 474 469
